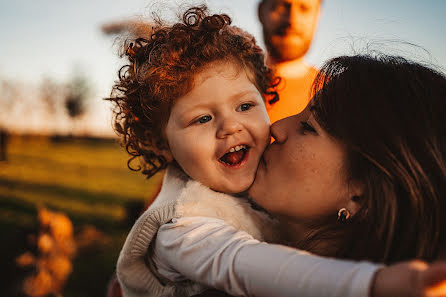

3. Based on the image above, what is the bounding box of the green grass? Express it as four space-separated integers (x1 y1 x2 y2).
0 134 164 297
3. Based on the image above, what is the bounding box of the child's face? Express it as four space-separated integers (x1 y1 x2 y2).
165 61 271 193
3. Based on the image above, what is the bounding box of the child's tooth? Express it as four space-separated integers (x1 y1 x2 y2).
236 145 241 151
229 147 235 153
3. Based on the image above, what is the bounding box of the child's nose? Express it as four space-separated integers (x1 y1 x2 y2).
216 117 243 139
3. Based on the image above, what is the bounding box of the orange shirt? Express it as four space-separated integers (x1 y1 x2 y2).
266 67 318 124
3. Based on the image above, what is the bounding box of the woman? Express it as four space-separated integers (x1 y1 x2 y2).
153 54 446 297
250 54 446 263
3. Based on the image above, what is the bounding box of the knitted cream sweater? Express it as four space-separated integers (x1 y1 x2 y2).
116 165 278 297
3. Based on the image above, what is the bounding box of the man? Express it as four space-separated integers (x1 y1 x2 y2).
258 0 321 123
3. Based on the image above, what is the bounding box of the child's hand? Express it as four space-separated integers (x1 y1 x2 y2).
371 260 446 297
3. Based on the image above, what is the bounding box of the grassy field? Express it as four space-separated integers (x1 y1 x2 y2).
0 134 164 297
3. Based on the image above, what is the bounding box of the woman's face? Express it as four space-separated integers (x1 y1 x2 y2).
249 104 362 225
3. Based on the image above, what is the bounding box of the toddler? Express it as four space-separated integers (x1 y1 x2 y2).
108 6 283 296
108 6 440 297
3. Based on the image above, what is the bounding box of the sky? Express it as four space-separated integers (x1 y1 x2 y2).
1 0 445 135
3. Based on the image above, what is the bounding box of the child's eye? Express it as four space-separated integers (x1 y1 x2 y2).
237 103 253 112
300 121 316 134
197 115 212 124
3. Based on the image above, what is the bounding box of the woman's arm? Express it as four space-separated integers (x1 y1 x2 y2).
153 216 379 297
154 217 446 297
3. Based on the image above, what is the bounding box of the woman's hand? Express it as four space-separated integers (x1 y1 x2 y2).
371 260 446 297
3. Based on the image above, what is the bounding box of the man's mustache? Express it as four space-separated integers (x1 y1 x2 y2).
273 24 301 37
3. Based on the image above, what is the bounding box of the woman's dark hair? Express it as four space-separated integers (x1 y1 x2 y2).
106 6 278 178
305 54 446 263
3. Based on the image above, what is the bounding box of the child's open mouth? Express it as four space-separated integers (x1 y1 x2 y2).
219 144 250 167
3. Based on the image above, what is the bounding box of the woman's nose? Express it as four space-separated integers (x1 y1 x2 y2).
216 117 243 139
270 116 291 143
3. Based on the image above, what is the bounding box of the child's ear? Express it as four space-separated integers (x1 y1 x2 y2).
150 145 173 163
158 149 173 163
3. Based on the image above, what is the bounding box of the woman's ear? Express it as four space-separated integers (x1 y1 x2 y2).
345 181 364 217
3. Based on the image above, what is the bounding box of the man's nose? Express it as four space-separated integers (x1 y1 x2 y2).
216 116 243 139
284 3 304 29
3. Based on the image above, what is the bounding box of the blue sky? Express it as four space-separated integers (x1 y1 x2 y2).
1 0 445 135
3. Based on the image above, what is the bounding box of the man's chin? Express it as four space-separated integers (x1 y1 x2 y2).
269 40 309 61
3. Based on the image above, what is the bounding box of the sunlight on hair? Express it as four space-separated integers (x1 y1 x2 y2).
315 37 442 71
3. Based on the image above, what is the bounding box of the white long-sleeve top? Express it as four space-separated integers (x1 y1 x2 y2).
117 165 283 297
118 165 381 297
154 216 381 297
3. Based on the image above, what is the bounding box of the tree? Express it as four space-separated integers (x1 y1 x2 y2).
64 72 90 120
0 78 21 161
39 76 63 116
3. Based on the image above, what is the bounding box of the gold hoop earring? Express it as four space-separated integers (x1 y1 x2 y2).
337 208 350 222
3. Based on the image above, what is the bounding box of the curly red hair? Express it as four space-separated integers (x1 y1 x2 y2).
107 6 278 178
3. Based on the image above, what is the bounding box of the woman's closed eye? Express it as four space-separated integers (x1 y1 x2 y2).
300 121 317 134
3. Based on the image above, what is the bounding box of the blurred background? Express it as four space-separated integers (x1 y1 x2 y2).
0 0 445 296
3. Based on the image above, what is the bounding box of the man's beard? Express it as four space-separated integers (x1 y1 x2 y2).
263 31 311 63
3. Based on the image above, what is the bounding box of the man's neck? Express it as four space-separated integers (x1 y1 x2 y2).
267 56 314 78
